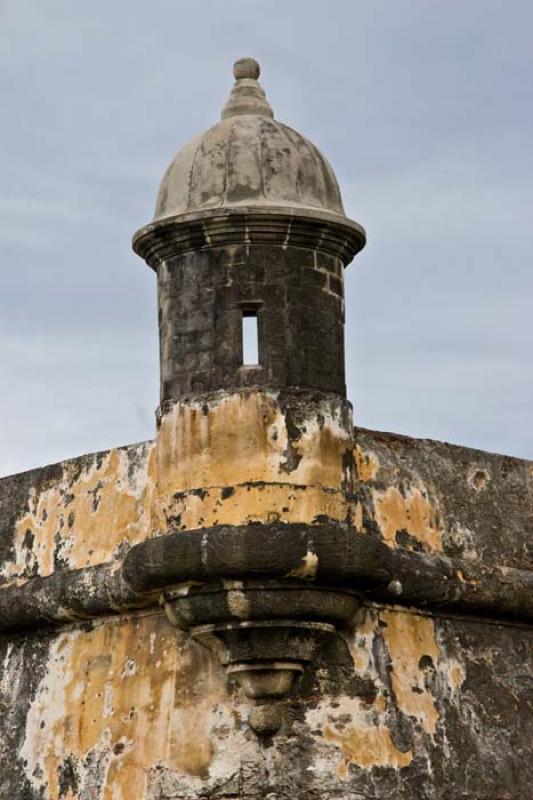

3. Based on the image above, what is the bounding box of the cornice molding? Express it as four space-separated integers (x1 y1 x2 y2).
132 207 366 270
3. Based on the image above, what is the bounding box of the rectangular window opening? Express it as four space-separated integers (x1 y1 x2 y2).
242 312 259 366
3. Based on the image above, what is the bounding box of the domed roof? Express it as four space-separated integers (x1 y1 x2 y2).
153 58 347 223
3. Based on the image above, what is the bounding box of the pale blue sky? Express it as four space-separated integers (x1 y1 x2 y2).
1 0 532 475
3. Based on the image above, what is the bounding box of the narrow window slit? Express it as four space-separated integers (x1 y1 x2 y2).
242 312 259 366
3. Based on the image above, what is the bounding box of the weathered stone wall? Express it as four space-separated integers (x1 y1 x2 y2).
0 441 155 584
0 405 531 798
1 603 531 799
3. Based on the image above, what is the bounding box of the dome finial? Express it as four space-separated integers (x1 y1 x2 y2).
221 56 273 120
233 57 260 81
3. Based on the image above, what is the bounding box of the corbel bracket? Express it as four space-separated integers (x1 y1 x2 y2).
163 580 360 735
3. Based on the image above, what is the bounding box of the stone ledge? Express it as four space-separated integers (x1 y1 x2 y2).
0 522 531 635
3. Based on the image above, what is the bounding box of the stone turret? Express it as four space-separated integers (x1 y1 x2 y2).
132 58 367 733
134 57 365 402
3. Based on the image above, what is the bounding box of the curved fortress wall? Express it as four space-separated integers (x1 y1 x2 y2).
0 429 531 798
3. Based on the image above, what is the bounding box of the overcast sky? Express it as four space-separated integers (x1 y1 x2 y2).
1 0 532 476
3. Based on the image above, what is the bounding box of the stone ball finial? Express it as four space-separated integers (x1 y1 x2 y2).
233 57 260 81
221 56 272 120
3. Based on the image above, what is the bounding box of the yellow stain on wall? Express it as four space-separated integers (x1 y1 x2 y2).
20 612 229 799
345 609 378 677
352 500 364 531
449 662 465 690
354 445 379 482
379 610 440 736
340 607 465 763
156 391 353 496
161 483 351 530
372 486 443 552
5 445 157 583
306 692 412 777
324 723 412 775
